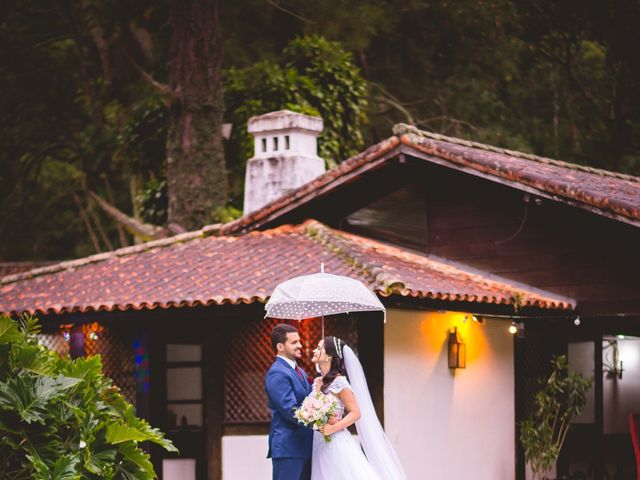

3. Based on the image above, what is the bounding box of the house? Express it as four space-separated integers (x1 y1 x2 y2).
1 111 639 479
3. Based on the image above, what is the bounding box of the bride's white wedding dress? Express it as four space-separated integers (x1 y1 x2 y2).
311 376 381 480
311 346 408 480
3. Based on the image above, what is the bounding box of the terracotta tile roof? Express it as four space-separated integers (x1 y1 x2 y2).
222 125 640 234
0 220 573 316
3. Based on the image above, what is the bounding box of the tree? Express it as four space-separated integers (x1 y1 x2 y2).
1 0 638 261
0 314 176 479
166 0 227 230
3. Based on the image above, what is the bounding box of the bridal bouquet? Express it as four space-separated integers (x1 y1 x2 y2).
293 390 339 443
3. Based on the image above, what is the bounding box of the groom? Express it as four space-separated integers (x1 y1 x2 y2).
265 323 313 480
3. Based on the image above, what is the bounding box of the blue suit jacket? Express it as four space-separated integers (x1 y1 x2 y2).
265 357 313 459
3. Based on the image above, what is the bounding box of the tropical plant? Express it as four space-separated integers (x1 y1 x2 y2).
0 314 176 479
519 355 592 480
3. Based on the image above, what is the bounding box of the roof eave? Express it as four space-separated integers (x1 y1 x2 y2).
397 138 640 228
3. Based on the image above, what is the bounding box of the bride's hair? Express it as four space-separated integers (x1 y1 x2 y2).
321 336 347 394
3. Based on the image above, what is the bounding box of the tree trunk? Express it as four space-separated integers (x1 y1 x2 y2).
167 0 226 231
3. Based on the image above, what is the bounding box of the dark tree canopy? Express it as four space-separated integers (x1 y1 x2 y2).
1 0 638 260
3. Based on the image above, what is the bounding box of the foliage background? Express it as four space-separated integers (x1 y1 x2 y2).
1 0 638 260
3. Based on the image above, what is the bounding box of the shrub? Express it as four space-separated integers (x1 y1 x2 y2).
520 355 592 480
0 314 176 479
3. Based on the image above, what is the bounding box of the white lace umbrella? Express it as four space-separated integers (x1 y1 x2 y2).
265 264 385 337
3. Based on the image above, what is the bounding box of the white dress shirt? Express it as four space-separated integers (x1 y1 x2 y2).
277 355 297 370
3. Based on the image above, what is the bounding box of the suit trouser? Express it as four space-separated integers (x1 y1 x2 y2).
272 457 311 480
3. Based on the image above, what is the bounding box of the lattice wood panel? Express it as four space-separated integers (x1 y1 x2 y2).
224 316 359 423
37 332 69 357
39 324 135 406
84 324 136 406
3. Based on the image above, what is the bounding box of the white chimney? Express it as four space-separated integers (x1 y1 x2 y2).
243 110 325 215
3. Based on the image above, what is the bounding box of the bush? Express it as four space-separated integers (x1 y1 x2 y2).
0 314 176 479
519 355 592 480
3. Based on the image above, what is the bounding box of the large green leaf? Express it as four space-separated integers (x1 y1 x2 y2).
84 444 117 476
105 422 150 444
51 454 81 480
0 316 21 344
35 375 82 399
27 453 51 479
0 374 80 423
59 355 104 386
124 418 178 452
116 442 155 480
103 389 177 452
13 344 54 375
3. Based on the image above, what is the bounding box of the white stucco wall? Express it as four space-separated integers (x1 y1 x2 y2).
604 337 640 434
384 308 515 479
222 435 271 480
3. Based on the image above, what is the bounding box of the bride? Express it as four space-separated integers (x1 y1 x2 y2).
310 336 407 480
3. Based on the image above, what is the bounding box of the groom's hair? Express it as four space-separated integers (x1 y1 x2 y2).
271 323 298 351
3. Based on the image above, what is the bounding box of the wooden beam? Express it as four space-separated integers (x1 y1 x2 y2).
204 323 225 479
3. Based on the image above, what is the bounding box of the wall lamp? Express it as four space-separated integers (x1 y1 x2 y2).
604 339 623 380
448 327 466 369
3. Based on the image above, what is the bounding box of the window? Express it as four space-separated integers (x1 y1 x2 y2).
166 344 203 429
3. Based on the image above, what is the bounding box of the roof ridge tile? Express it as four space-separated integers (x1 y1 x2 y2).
304 221 406 295
393 123 640 183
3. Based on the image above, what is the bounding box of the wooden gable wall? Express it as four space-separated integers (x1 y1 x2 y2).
419 162 640 314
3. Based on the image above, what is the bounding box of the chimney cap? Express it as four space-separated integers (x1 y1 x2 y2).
247 109 323 134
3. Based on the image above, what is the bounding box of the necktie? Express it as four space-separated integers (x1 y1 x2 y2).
295 365 305 382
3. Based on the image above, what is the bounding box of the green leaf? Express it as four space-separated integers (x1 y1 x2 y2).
18 314 42 336
60 355 103 383
519 354 592 473
117 442 155 479
0 316 21 344
0 372 80 423
84 443 117 476
105 422 150 444
52 454 81 480
13 344 54 375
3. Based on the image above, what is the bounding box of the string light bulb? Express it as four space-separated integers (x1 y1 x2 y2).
574 316 581 326
509 322 518 335
463 314 483 324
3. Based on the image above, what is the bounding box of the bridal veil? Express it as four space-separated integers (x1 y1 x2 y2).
343 345 408 480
